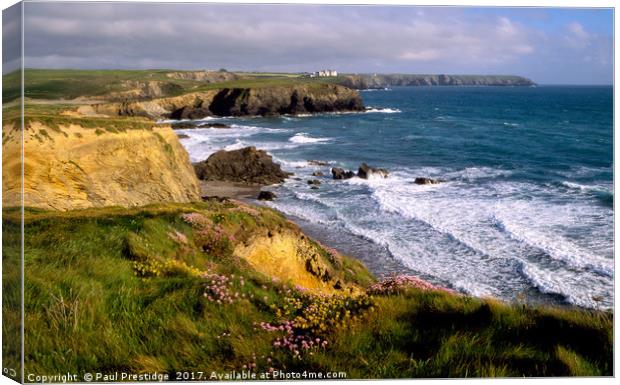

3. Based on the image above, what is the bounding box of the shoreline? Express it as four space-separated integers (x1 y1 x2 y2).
200 179 573 310
200 180 263 200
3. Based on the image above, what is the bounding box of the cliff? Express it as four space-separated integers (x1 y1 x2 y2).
338 74 536 89
88 83 365 119
2 119 201 210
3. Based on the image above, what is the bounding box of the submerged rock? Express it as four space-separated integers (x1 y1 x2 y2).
194 146 292 185
331 167 356 180
257 191 276 201
414 177 441 185
357 163 389 179
307 179 321 185
312 171 324 177
308 160 329 166
171 122 197 129
198 123 231 129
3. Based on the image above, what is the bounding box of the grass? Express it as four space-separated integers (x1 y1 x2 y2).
3 69 195 102
2 101 157 134
2 69 342 103
1 202 613 379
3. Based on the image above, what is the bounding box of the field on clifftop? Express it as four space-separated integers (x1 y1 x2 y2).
2 201 613 378
2 69 342 103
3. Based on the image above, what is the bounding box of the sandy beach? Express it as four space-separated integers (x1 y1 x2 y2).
199 180 263 200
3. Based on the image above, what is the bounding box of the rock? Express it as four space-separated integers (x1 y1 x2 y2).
93 83 365 120
357 163 389 179
171 122 196 129
198 123 231 129
201 195 229 203
176 133 190 139
308 160 329 166
257 191 276 201
312 171 324 177
307 179 321 185
414 177 440 185
337 74 536 89
193 146 292 185
310 186 320 190
331 167 356 180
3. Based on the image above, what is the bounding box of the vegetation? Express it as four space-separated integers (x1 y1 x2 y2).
1 202 612 378
2 102 157 134
2 68 343 103
1 68 611 379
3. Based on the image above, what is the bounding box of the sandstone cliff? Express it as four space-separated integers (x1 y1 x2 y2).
165 70 239 83
88 84 364 119
2 120 201 210
338 74 536 89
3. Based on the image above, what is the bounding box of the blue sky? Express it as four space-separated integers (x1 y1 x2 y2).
9 3 614 84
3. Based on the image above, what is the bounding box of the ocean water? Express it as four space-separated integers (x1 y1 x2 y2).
174 86 614 310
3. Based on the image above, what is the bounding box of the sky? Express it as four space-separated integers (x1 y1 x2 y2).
4 2 614 84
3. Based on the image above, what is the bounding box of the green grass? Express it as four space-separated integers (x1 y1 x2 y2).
1 101 157 134
3 69 196 102
2 69 344 103
1 202 612 379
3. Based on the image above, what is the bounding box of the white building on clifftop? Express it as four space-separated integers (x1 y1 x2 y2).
312 69 338 77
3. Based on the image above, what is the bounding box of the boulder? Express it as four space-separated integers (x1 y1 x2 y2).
198 123 231 129
357 163 389 179
307 179 321 186
414 177 441 185
312 171 324 177
171 122 197 129
193 146 292 185
176 133 190 139
331 167 355 180
308 160 329 166
257 191 276 201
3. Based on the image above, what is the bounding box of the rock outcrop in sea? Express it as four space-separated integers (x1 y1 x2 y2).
193 146 292 185
414 177 441 185
331 167 356 180
358 163 389 179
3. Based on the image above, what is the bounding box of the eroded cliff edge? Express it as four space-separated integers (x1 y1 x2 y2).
87 83 365 119
2 119 201 210
338 74 536 89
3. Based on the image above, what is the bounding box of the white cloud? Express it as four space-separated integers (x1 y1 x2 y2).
17 3 612 83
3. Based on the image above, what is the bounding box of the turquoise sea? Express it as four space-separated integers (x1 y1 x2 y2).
175 86 613 310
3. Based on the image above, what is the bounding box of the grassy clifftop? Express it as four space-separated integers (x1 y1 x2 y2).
2 201 613 378
3 69 342 103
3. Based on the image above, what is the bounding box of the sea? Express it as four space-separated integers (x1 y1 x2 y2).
172 86 614 310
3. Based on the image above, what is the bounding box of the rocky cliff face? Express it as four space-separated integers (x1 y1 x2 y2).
89 84 364 119
106 80 184 101
165 70 239 83
2 121 201 210
339 74 536 89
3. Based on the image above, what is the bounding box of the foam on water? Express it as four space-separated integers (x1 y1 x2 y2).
176 86 613 310
177 124 293 162
365 106 402 113
289 133 332 144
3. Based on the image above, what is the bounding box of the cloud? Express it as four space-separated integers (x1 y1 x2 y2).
567 22 590 40
17 3 613 84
